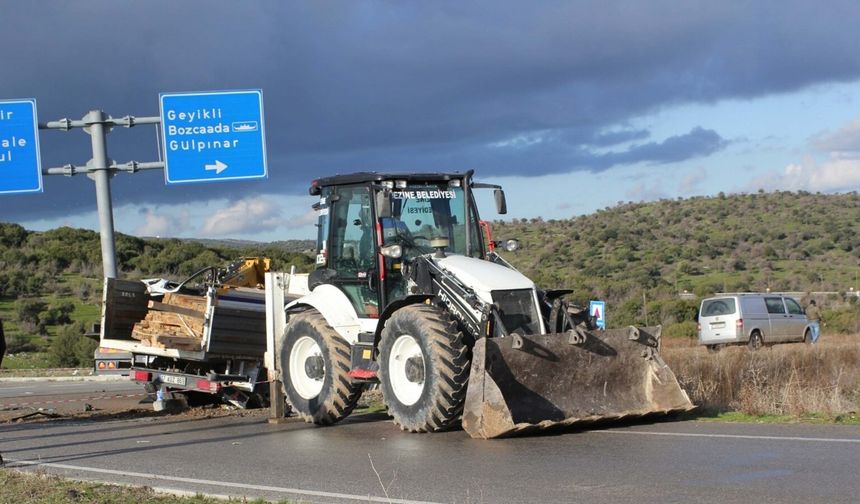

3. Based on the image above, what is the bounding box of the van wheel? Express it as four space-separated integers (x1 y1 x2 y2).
748 331 763 351
706 344 721 354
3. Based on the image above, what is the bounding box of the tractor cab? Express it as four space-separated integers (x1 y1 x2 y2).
308 171 502 317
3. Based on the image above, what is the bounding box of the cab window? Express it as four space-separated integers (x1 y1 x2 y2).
327 185 379 317
330 186 375 273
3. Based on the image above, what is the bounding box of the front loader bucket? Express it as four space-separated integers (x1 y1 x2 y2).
461 326 693 439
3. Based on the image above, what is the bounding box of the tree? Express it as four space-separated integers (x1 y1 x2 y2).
14 298 47 333
41 301 75 325
48 322 97 368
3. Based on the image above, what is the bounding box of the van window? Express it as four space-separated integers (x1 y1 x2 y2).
702 298 736 316
784 298 804 315
764 297 786 314
740 296 768 315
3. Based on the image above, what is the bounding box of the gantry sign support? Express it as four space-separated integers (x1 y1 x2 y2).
3 90 266 281
39 112 164 279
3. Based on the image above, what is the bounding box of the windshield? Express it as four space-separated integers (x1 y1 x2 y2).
381 183 473 256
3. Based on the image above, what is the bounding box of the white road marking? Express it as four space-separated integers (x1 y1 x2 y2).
596 429 860 444
9 458 445 504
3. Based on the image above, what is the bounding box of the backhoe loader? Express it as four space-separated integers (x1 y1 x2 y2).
272 171 692 438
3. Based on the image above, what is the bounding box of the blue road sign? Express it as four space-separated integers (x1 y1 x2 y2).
159 90 267 185
0 99 42 195
589 300 606 329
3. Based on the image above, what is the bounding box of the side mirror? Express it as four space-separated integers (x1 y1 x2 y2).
376 190 392 218
494 188 507 215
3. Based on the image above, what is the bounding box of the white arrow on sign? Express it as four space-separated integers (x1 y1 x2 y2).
205 160 228 174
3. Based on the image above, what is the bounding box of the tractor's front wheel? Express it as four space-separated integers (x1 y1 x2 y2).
378 304 470 432
281 309 362 425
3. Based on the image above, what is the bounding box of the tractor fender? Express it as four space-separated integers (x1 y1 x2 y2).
373 294 434 347
285 284 363 346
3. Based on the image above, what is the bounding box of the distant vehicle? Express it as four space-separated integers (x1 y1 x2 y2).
698 293 813 351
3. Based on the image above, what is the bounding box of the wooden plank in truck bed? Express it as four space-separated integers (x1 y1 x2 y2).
147 300 206 318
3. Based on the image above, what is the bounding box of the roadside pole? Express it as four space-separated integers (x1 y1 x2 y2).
86 111 118 278
264 271 289 422
39 113 164 279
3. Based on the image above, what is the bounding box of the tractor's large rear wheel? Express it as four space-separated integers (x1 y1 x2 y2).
281 309 362 425
378 304 470 432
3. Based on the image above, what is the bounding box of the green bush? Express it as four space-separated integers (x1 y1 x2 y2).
662 320 698 339
14 298 47 334
40 300 75 325
47 322 98 368
4 334 40 354
823 305 860 335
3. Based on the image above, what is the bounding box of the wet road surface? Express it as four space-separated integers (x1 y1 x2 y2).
2 411 859 503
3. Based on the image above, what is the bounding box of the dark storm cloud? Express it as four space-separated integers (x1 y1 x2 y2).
275 126 727 178
2 0 859 220
587 129 651 147
597 127 728 169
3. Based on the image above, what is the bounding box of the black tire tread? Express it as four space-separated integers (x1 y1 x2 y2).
748 330 763 351
379 304 470 433
282 310 362 425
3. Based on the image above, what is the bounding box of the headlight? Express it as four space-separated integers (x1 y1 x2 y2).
504 239 520 252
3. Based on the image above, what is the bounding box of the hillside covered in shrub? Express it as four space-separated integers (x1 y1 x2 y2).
493 190 860 329
1 189 859 366
0 224 314 365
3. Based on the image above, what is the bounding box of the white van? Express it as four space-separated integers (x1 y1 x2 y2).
698 294 812 351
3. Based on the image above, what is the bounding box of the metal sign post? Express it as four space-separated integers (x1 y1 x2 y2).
1 89 267 281
39 112 164 279
87 111 118 279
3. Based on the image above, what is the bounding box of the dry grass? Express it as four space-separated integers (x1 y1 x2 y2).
0 468 284 503
663 335 860 417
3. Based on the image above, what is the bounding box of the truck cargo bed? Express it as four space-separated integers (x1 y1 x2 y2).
100 278 267 361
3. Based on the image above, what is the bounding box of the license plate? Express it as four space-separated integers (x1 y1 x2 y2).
161 374 186 386
710 322 726 329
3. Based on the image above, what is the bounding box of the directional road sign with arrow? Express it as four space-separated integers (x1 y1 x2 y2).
0 99 42 195
159 90 267 185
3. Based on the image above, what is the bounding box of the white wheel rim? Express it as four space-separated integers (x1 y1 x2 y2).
388 334 425 406
289 336 325 399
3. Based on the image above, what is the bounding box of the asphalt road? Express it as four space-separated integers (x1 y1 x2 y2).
0 379 140 400
0 378 144 418
2 411 859 503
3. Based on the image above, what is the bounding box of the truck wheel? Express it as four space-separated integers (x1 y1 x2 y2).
281 309 361 425
378 304 469 432
748 331 763 351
